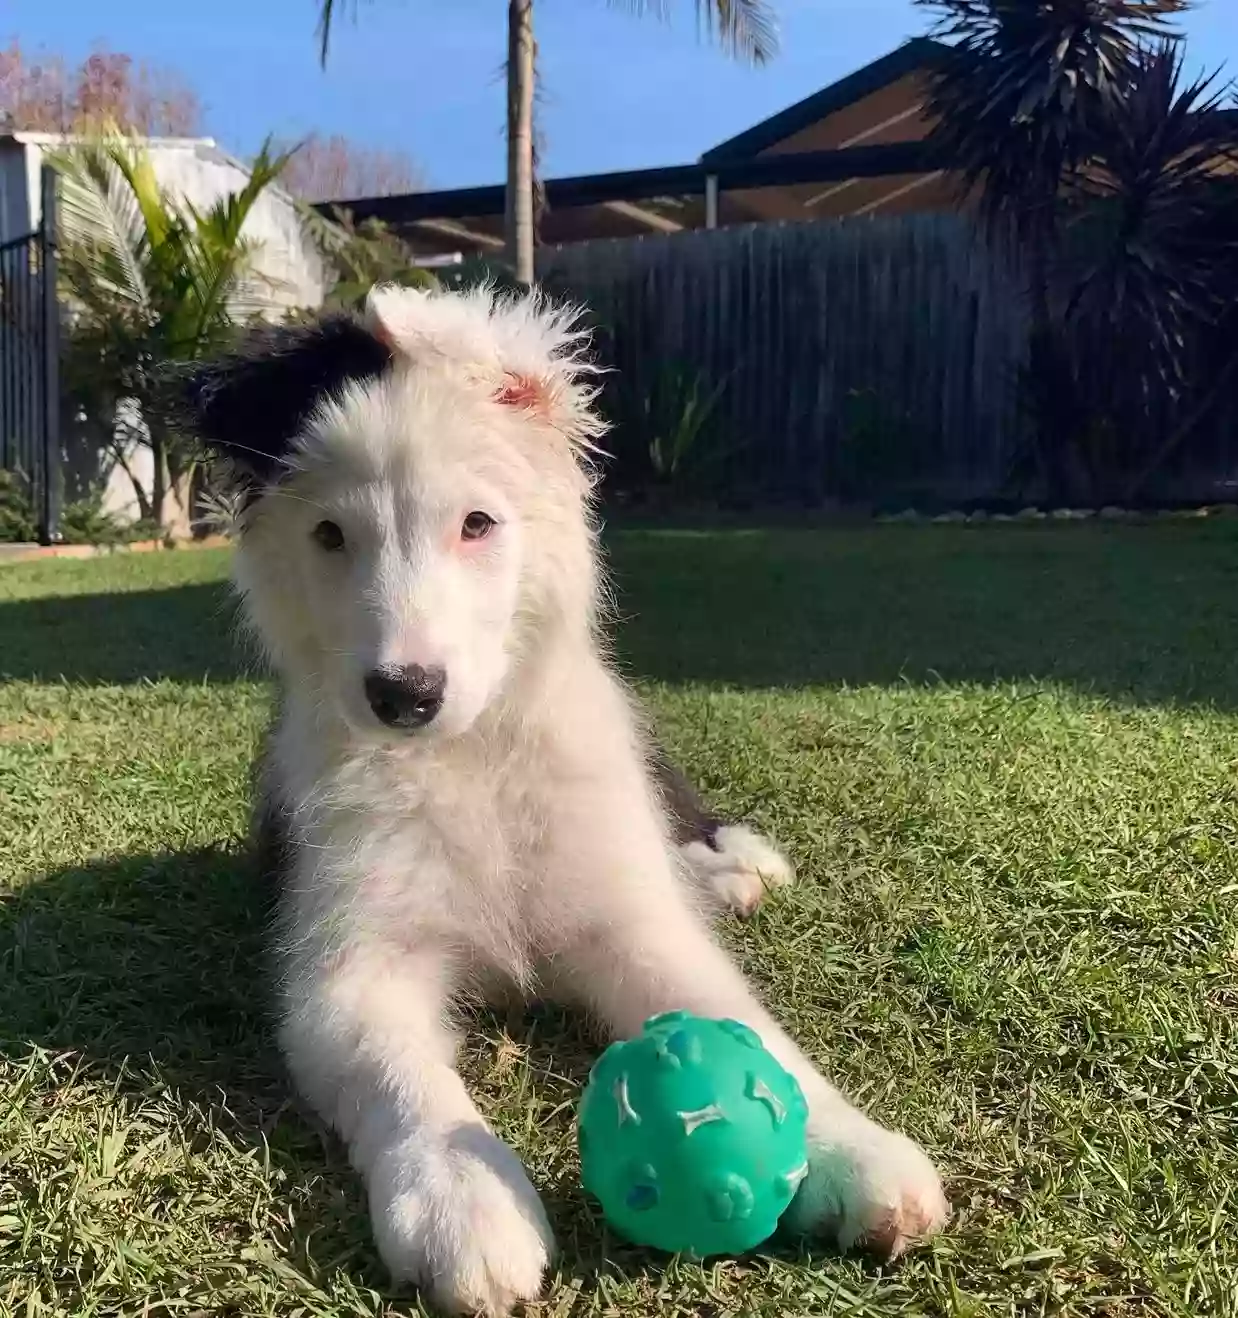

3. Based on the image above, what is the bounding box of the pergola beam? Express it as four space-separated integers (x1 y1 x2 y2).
320 144 934 227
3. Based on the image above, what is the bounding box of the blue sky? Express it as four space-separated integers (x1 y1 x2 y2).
3 0 1235 190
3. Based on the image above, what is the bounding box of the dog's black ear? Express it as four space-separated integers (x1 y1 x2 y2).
167 316 393 484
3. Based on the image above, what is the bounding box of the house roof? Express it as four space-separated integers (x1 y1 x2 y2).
319 38 954 245
318 142 931 229
0 131 221 150
701 37 948 163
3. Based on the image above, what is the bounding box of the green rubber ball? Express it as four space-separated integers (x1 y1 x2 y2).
577 1011 810 1257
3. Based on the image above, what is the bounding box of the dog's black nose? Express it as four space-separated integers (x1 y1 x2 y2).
364 665 447 730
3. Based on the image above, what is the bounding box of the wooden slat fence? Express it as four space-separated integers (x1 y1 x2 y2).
540 214 1031 506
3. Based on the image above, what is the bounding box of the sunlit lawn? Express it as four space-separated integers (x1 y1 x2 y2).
1 521 1235 1315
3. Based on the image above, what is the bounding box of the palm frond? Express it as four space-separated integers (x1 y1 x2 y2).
159 138 294 346
292 196 362 297
106 143 172 253
610 0 778 63
690 0 778 63
225 267 296 323
292 197 352 260
49 139 151 316
316 0 376 67
56 130 293 367
317 0 340 66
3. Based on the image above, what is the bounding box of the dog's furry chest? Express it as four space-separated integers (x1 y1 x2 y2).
282 741 552 983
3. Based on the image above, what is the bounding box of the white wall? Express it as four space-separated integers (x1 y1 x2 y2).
5 133 328 308
0 134 329 531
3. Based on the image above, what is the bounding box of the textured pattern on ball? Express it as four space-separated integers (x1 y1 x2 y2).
577 1012 810 1256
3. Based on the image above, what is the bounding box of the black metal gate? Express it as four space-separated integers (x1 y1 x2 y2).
0 165 60 544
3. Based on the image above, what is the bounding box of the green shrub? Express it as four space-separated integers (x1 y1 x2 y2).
602 359 735 501
834 387 929 502
0 470 37 543
307 207 440 312
59 497 160 547
0 470 160 546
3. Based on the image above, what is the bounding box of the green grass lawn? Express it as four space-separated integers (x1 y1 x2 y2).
1 522 1236 1317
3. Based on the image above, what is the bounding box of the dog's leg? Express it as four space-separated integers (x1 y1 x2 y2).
651 752 794 917
281 944 553 1316
562 897 947 1258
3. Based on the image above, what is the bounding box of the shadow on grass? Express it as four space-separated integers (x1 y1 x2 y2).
611 523 1238 709
6 523 1237 705
0 847 379 1288
3 848 829 1303
0 582 246 684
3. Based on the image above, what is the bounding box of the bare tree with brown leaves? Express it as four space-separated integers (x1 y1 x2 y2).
278 131 423 202
0 43 201 136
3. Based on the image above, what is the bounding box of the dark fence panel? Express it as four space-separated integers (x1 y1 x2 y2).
542 214 1238 507
0 165 60 543
541 215 1030 507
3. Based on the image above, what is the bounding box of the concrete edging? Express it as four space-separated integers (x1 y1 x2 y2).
0 535 232 565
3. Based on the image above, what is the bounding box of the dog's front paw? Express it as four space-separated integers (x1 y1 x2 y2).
785 1121 948 1259
370 1125 554 1315
681 824 795 918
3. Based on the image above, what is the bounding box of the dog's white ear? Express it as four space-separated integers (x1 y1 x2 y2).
365 282 607 452
364 285 445 356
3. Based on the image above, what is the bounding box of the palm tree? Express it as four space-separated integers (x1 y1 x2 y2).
53 136 293 530
316 1 778 285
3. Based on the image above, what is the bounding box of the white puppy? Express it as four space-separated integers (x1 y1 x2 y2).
176 284 947 1316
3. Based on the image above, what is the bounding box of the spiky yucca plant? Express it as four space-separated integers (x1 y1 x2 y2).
1069 44 1238 495
916 0 1238 501
919 0 1191 240
1067 44 1237 409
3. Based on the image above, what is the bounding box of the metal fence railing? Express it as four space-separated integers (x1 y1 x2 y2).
0 165 60 544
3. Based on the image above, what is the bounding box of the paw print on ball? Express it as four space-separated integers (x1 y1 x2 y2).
578 1013 809 1257
624 1162 660 1212
717 1018 763 1050
653 1026 704 1069
706 1172 756 1223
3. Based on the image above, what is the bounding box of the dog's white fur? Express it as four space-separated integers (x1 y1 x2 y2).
228 285 947 1314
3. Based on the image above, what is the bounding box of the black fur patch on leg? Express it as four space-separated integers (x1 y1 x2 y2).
251 729 296 913
650 751 727 852
253 796 294 900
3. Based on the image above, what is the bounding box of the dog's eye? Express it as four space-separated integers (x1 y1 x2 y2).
461 511 495 542
313 520 345 552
